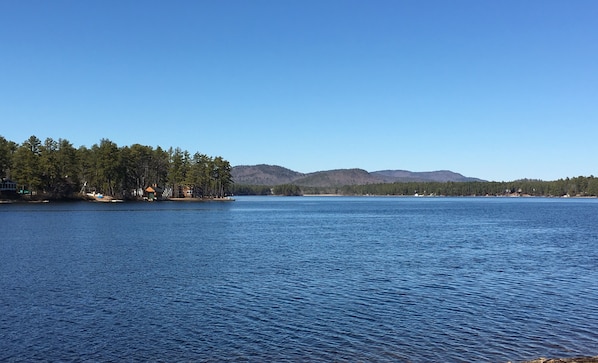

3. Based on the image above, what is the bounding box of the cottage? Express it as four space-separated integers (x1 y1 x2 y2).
145 185 164 201
0 178 17 194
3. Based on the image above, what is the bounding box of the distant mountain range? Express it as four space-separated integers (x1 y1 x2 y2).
232 164 484 187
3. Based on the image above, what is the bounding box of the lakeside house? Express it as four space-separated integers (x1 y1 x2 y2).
0 178 17 195
145 185 164 201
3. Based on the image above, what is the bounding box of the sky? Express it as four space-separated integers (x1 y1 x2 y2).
1 0 597 182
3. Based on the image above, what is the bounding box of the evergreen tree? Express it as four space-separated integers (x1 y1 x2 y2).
12 135 42 194
0 136 17 178
95 139 120 196
168 147 190 197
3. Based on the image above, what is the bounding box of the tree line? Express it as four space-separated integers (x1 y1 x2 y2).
340 177 598 197
0 135 233 200
233 176 598 197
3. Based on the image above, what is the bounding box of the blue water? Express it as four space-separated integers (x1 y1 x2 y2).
1 197 597 362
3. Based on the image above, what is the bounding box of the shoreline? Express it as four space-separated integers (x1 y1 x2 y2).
166 197 235 202
0 196 236 203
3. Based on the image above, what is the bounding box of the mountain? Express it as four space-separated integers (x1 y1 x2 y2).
232 165 484 186
293 169 387 187
372 170 483 183
231 164 304 185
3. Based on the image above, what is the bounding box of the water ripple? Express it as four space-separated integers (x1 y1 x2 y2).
1 198 597 362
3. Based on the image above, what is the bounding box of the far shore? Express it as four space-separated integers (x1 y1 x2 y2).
300 194 598 198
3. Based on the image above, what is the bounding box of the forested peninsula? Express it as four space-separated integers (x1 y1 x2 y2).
0 135 233 201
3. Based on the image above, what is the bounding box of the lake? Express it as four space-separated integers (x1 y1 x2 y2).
1 197 597 362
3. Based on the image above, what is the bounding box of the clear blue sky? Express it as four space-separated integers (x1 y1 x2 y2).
1 1 597 181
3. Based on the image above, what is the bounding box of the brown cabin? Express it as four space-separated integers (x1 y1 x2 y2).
145 185 163 201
